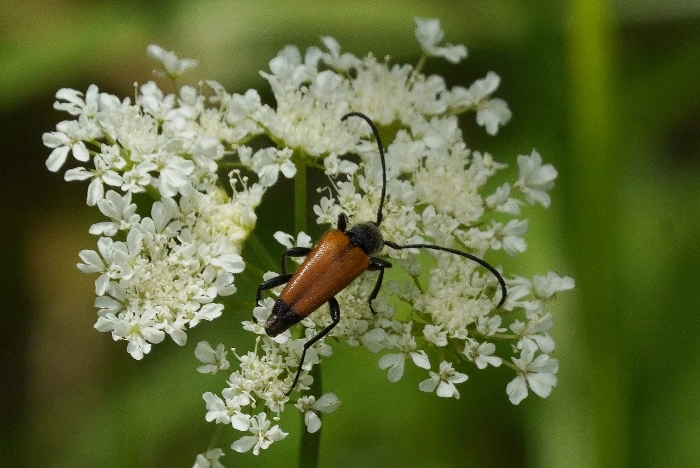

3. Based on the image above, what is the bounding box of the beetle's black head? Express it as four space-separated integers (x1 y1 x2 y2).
347 221 384 255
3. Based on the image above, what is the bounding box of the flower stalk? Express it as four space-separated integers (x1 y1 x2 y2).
298 364 322 468
293 162 322 468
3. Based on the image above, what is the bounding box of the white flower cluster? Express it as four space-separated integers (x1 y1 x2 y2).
45 17 574 459
43 51 271 359
197 18 572 456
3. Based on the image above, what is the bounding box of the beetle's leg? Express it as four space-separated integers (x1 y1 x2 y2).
337 212 348 232
280 247 313 275
256 273 293 306
258 246 310 299
254 246 311 321
366 257 392 314
285 296 341 396
279 247 312 274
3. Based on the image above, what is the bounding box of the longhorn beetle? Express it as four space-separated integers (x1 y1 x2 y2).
256 112 507 395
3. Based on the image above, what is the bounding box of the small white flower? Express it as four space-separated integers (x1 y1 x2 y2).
230 413 288 455
295 393 341 433
445 72 511 135
320 36 361 70
138 81 176 119
64 152 124 206
77 235 136 295
147 44 198 78
89 190 139 236
490 219 529 256
476 96 512 135
470 72 512 135
192 448 225 468
358 327 386 353
120 161 157 195
323 153 358 176
156 155 195 197
476 315 506 336
533 271 575 299
94 308 166 360
203 391 251 430
507 272 574 314
250 147 296 187
515 150 558 207
203 238 246 275
486 183 521 215
506 341 558 405
260 44 307 86
195 341 230 374
423 324 448 347
313 196 341 226
212 390 249 422
510 314 555 354
418 361 468 398
53 84 99 117
43 120 91 172
414 17 467 63
379 349 430 383
463 339 502 369
190 303 225 327
273 230 313 250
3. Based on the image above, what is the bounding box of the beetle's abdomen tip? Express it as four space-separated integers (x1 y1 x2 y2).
265 299 301 337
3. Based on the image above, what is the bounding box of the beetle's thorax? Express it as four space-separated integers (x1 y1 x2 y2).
346 221 384 255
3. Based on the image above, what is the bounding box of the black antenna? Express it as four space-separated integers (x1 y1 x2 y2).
385 241 507 307
341 112 387 226
342 112 507 307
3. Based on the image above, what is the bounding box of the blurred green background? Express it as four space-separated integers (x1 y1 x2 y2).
1 0 699 467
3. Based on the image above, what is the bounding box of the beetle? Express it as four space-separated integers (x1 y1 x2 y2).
256 112 507 395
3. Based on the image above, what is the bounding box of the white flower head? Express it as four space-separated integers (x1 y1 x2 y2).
45 21 574 457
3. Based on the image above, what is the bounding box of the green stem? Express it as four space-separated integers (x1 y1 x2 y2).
246 232 279 272
298 365 322 468
409 54 428 86
293 163 322 468
294 162 307 233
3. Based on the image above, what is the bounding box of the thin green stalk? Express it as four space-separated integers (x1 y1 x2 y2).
299 365 322 468
294 162 307 233
293 163 322 468
246 232 279 272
